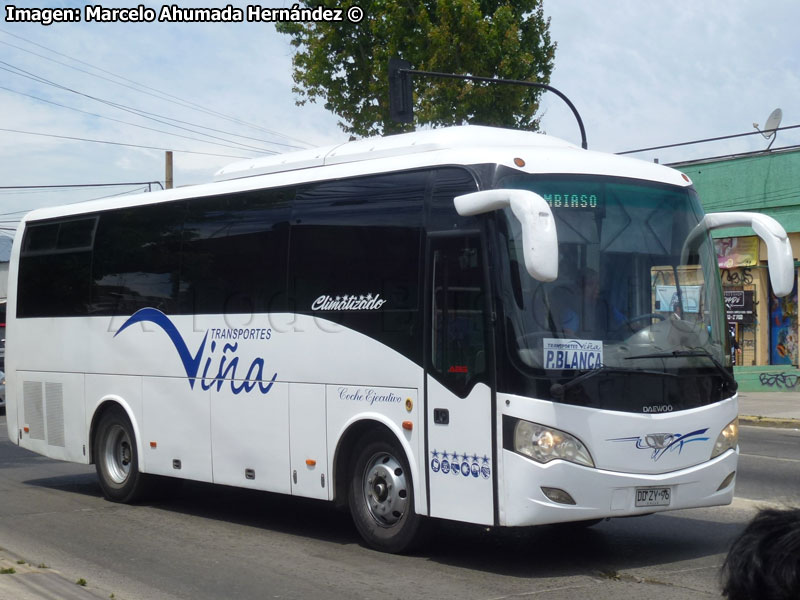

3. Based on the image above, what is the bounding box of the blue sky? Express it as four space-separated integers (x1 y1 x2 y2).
1 0 799 234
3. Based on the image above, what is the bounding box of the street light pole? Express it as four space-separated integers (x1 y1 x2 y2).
388 58 588 150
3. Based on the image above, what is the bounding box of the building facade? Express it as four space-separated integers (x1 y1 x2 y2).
674 148 800 391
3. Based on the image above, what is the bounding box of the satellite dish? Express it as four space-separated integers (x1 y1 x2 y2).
761 108 783 138
753 108 783 150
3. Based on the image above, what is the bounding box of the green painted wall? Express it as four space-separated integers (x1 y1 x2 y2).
675 150 800 392
675 149 800 236
734 366 800 392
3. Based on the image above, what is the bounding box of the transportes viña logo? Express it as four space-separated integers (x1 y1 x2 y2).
114 308 277 395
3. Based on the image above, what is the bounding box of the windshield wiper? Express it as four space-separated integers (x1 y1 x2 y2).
624 349 738 393
550 365 677 400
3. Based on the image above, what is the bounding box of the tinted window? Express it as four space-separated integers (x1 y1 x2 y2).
91 202 185 315
290 171 426 312
18 253 92 317
180 189 291 314
429 234 488 396
22 217 97 254
18 217 97 317
429 168 480 231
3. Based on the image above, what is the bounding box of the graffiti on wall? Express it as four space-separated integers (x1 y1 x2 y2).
758 372 800 390
724 268 754 285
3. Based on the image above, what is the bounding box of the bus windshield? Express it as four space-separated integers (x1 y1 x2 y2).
494 174 730 409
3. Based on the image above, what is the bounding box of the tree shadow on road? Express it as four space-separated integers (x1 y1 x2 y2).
22 471 753 579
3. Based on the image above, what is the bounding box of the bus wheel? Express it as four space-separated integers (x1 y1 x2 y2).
348 433 423 553
94 406 149 503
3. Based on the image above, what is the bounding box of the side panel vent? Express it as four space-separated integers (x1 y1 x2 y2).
23 381 45 441
45 382 65 448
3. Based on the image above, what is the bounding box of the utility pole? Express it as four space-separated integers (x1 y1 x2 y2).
165 151 173 189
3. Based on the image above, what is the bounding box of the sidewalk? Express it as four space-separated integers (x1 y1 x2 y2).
0 549 107 600
738 391 800 428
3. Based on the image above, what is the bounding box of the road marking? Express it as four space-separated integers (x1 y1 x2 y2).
738 452 800 464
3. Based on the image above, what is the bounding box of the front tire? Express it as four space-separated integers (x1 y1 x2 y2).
94 406 149 503
348 433 423 553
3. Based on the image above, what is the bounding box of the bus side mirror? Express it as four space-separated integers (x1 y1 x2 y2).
454 189 558 282
682 211 794 297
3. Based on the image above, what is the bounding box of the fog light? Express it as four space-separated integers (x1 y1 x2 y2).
717 471 736 491
541 487 576 505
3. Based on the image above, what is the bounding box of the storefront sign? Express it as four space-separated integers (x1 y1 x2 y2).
655 285 702 314
724 290 754 324
716 236 759 268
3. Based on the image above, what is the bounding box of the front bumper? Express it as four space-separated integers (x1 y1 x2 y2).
501 447 737 526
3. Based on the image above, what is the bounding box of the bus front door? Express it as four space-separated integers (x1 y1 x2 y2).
425 233 494 525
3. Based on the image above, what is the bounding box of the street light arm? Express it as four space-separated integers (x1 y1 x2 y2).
397 68 588 150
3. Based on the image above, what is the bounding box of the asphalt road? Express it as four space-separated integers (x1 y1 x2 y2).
735 424 800 505
0 416 797 600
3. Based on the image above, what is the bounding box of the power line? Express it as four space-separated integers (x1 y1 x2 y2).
0 27 311 147
0 85 281 155
0 182 164 190
618 124 800 155
0 127 253 159
0 84 284 154
0 63 281 154
666 143 800 167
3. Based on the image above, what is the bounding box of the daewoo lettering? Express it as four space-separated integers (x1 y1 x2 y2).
643 404 674 413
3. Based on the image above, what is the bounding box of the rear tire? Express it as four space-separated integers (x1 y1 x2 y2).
94 406 150 503
348 432 423 553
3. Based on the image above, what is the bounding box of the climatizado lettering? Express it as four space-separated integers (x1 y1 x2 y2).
312 293 386 311
114 308 277 395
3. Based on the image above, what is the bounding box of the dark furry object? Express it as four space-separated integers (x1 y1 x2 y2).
721 507 800 600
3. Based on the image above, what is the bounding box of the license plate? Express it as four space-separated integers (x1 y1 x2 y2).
635 487 671 507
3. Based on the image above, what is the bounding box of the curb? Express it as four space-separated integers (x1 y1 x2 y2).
739 415 800 429
0 550 106 600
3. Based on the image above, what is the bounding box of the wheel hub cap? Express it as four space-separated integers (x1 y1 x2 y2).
363 452 408 527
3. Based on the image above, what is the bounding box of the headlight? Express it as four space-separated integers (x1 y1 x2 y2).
513 420 594 468
711 417 738 459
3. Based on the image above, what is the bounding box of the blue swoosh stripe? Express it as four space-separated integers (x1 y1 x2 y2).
114 308 208 389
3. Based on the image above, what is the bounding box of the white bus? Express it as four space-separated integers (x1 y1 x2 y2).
5 126 793 553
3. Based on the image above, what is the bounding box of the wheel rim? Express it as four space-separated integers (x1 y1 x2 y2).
103 424 132 484
362 451 408 527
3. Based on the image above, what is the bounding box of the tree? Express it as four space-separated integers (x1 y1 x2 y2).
276 0 556 137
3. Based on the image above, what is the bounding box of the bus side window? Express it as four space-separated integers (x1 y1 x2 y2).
429 167 480 231
91 203 184 316
430 235 488 396
180 189 292 315
18 216 97 318
290 171 425 312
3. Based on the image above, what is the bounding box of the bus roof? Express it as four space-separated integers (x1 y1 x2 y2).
21 126 690 224
214 125 689 187
214 125 576 181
